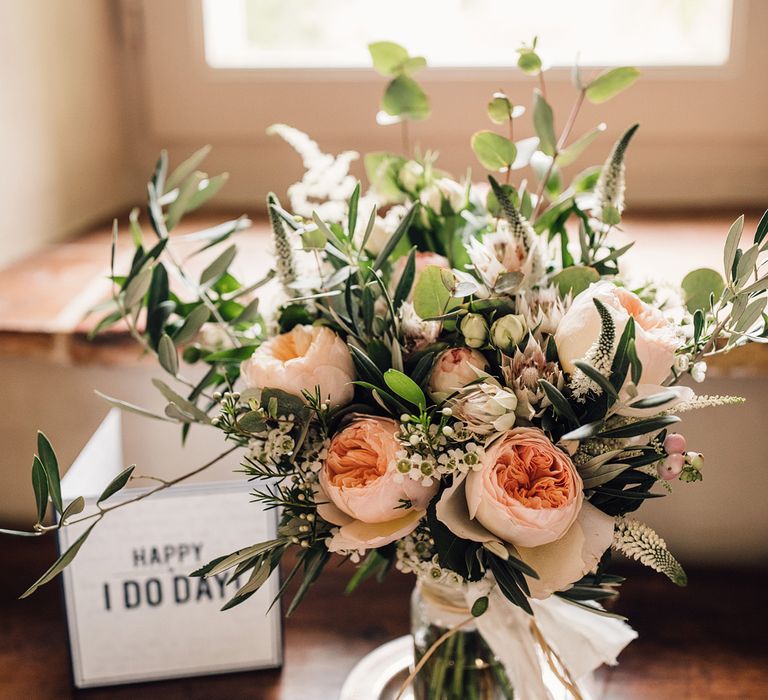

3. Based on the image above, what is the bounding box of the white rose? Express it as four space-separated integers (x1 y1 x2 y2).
420 178 466 213
241 325 355 407
554 281 680 386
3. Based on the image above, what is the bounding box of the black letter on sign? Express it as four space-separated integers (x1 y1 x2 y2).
145 578 163 607
124 580 141 609
103 583 111 611
174 575 190 604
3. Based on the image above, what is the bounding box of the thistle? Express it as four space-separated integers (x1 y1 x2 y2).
612 517 688 586
267 192 298 296
593 123 639 226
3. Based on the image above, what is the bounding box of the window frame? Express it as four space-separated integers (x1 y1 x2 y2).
128 0 765 210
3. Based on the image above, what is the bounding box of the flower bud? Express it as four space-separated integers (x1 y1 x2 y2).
687 451 704 470
460 313 488 349
691 361 707 383
399 161 425 191
490 315 527 353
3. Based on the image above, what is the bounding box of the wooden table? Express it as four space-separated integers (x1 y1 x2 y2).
1 537 766 699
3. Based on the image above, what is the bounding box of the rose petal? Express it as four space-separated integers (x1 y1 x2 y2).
326 509 425 553
516 501 614 599
315 482 354 527
435 473 500 544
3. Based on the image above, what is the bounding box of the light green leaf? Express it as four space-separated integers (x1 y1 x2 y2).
382 75 431 121
400 56 427 75
158 334 178 376
186 173 229 213
723 215 745 281
123 265 153 309
94 390 175 422
152 378 211 424
557 123 607 167
31 457 48 523
37 432 62 514
173 304 210 345
98 465 136 504
487 93 513 124
471 131 516 171
412 265 455 319
517 50 542 74
383 369 426 409
166 171 206 230
533 90 556 156
166 144 212 192
585 67 640 104
736 243 760 286
60 496 85 524
681 268 725 313
551 266 599 296
20 524 95 598
200 244 237 286
368 41 409 75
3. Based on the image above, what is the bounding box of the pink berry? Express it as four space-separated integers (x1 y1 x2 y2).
658 453 685 480
663 433 687 455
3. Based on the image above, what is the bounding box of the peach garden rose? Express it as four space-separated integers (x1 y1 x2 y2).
240 324 355 407
428 347 489 401
318 417 438 552
437 427 614 598
555 281 680 386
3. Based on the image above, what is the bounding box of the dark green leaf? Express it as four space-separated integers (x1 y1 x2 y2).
200 245 237 286
538 380 578 426
97 465 136 504
37 432 62 514
173 304 211 345
372 204 418 271
573 360 619 400
383 369 426 409
471 596 489 617
31 457 48 523
597 415 680 439
60 496 85 523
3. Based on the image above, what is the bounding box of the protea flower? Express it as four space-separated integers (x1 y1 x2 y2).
449 380 518 435
515 285 571 337
502 336 565 419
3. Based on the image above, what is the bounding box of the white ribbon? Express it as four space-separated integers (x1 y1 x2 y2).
465 583 637 700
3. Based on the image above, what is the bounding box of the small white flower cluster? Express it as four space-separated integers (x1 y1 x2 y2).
391 419 484 486
248 416 297 465
396 532 464 587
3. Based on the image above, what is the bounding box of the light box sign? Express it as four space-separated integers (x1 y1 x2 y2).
58 410 282 688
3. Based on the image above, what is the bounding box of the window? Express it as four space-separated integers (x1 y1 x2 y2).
134 0 764 210
203 0 733 70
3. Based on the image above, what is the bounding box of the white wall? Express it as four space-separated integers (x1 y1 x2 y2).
0 0 137 268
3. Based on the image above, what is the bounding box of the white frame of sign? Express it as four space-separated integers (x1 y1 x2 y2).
57 410 282 688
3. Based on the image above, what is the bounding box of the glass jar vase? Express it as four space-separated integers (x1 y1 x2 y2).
410 580 514 700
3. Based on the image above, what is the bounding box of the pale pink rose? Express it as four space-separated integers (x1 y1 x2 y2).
466 428 582 548
318 417 437 552
240 325 355 407
555 281 680 386
390 251 450 299
429 347 489 401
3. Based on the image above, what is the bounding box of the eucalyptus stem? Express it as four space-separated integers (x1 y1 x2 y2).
402 119 411 157
532 88 586 222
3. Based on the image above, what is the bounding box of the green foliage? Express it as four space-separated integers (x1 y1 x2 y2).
532 90 556 156
384 369 427 409
681 268 725 313
370 41 430 122
412 265 456 319
551 266 599 296
585 67 640 104
471 131 516 172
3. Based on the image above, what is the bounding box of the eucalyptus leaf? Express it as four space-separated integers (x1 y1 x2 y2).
382 75 430 121
487 93 513 124
533 90 556 156
471 131 516 171
412 265 454 319
557 123 607 167
585 67 640 104
551 266 599 296
368 41 409 75
681 268 725 313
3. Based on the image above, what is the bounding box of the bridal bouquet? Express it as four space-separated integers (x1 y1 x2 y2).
7 40 767 699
